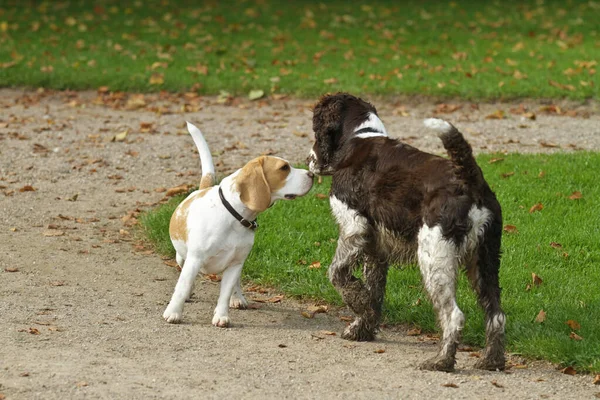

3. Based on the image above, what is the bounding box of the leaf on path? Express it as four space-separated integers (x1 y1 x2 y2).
529 203 543 213
503 225 518 234
204 274 221 282
112 129 128 142
165 184 193 197
19 185 36 192
320 330 336 336
442 383 459 388
278 344 287 348
561 366 577 375
301 305 328 318
485 110 505 120
43 230 65 237
569 332 583 341
163 260 179 268
248 89 264 101
568 191 582 200
491 381 504 388
534 309 546 323
374 348 386 354
593 375 600 385
253 295 284 303
4 267 19 272
406 327 422 336
434 103 461 114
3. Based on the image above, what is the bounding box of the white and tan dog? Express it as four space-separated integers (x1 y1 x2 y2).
163 122 314 327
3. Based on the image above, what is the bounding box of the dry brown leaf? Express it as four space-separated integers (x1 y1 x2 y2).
374 348 386 354
566 320 581 330
149 73 164 85
339 316 353 322
523 112 536 120
75 381 89 387
569 332 583 341
442 383 459 388
278 343 287 348
163 260 179 268
315 193 328 199
561 366 577 375
485 110 505 120
19 185 36 192
489 157 504 164
165 184 192 197
309 261 321 269
568 191 582 200
491 380 504 388
5 267 19 272
550 242 562 249
501 172 515 178
28 327 41 335
532 273 543 286
593 375 600 385
534 309 546 323
204 274 221 282
434 103 462 113
301 305 328 318
320 330 336 336
529 203 543 213
407 327 422 336
539 141 560 148
323 78 338 85
503 225 518 234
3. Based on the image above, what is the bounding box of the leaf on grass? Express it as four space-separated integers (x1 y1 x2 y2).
315 193 328 200
19 185 36 192
309 261 321 269
566 320 581 330
569 332 583 341
323 78 338 85
485 110 505 120
149 73 164 85
568 191 582 200
248 89 264 101
489 158 504 164
561 366 577 375
550 242 562 249
501 172 515 178
529 203 543 213
534 309 546 323
503 225 518 233
442 383 459 388
532 273 543 286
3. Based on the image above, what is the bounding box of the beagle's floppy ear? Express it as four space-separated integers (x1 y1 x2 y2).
236 157 271 213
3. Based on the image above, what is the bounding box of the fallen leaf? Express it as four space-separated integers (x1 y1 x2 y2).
301 305 328 318
550 242 562 249
568 191 582 200
442 383 459 388
532 273 543 286
561 366 577 375
485 110 505 120
278 344 287 348
407 327 422 336
163 260 179 268
204 274 221 282
149 73 164 85
489 157 504 164
320 330 336 336
309 261 321 269
19 185 36 192
569 332 583 341
529 203 543 213
501 172 515 178
539 141 560 148
112 129 129 142
165 184 192 197
593 375 600 385
339 316 353 322
248 89 264 101
523 112 536 120
19 372 30 377
534 309 546 323
503 225 518 233
75 381 88 387
491 380 504 388
28 327 41 335
374 348 386 354
323 78 338 84
315 193 328 199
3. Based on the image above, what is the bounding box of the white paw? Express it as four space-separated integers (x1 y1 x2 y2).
163 306 183 324
229 295 248 309
212 314 230 328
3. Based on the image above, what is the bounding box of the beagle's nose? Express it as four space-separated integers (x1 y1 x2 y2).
307 171 314 178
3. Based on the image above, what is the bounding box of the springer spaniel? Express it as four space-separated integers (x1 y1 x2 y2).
307 93 505 372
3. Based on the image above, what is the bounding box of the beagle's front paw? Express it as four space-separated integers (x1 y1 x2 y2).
163 304 183 324
229 294 248 309
212 314 231 328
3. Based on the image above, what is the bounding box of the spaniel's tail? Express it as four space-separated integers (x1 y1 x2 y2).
423 118 484 189
186 121 215 189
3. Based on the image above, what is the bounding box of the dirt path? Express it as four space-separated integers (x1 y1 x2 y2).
1 89 599 399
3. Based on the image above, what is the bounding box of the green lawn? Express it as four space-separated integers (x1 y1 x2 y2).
1 0 598 99
140 153 600 372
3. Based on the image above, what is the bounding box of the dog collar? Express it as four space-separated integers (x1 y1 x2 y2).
218 186 258 230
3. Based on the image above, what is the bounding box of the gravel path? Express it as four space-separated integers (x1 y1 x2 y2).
1 89 599 399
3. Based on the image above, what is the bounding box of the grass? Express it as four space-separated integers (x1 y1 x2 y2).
140 153 600 372
0 0 599 99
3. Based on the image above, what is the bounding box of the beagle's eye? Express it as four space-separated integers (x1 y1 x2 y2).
279 164 290 171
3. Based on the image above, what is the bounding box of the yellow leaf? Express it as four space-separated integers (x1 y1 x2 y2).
149 73 164 85
534 309 546 323
112 129 129 142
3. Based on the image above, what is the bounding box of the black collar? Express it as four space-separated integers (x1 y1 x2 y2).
355 127 383 135
218 186 258 230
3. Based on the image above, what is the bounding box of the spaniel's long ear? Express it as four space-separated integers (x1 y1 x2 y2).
312 93 346 166
236 157 271 213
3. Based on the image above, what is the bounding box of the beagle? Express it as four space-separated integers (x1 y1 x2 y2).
163 122 314 327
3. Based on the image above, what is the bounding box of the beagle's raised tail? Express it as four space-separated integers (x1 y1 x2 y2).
186 121 215 189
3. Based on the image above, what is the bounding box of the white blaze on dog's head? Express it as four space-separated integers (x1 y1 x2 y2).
235 156 313 212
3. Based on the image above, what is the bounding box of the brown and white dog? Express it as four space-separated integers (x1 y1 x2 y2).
163 122 313 327
307 93 505 372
